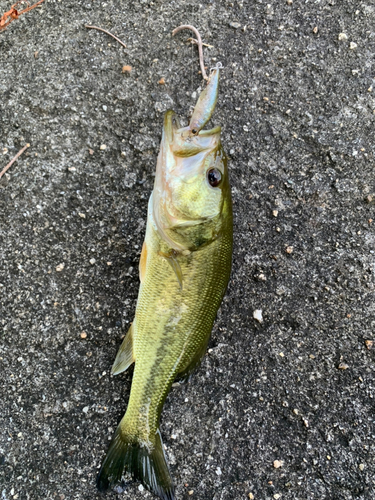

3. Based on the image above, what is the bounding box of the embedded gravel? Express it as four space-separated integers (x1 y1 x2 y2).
1 1 375 500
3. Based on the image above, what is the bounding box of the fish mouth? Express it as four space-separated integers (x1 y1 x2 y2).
163 110 221 152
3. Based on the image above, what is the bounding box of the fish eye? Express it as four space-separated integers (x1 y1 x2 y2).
207 168 222 187
191 128 198 135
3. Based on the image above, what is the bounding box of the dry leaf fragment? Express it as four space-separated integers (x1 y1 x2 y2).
365 340 374 350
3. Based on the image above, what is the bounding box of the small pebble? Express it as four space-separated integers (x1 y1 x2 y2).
286 246 293 254
338 362 349 370
274 495 281 500
138 484 144 492
313 26 318 34
349 42 358 50
80 332 87 339
100 144 107 150
82 406 89 413
359 463 365 471
89 258 96 265
56 263 65 272
286 0 293 4
229 22 241 29
158 77 165 85
248 494 254 500
122 65 132 73
302 418 309 427
338 33 348 41
78 213 86 219
273 460 283 469
253 309 263 323
103 105 107 111
188 491 194 496
272 210 278 217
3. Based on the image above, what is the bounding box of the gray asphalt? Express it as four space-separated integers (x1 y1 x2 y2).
1 1 374 499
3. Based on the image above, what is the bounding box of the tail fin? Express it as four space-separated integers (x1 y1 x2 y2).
97 426 175 500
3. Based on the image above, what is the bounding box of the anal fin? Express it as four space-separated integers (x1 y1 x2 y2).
111 323 135 375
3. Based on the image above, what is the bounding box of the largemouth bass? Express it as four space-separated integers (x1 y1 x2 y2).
97 66 232 500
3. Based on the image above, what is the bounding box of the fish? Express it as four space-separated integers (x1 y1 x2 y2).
97 65 233 500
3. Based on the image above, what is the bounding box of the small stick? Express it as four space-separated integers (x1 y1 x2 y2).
172 25 208 81
187 37 213 49
0 143 30 179
0 0 45 32
85 25 127 50
18 0 45 15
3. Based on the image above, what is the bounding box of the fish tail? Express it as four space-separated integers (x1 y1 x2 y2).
97 424 175 500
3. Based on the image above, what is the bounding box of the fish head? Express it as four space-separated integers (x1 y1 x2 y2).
152 110 230 251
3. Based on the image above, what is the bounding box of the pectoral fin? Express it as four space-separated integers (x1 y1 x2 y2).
111 323 135 375
159 252 183 289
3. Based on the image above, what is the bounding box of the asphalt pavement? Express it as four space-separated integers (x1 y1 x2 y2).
0 1 374 499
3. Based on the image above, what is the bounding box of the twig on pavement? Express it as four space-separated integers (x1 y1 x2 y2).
0 143 30 179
